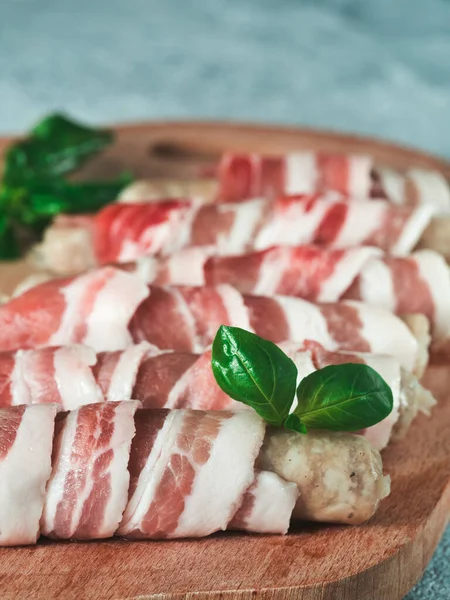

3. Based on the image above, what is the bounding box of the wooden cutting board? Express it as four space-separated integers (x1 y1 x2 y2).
0 122 450 600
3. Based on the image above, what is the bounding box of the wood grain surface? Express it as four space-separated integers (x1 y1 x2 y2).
0 121 449 600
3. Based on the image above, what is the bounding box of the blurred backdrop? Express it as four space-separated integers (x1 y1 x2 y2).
1 0 450 156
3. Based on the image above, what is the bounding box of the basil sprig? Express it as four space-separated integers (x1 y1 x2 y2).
0 113 132 259
211 326 393 435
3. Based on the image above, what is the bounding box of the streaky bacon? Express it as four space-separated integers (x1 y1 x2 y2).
133 244 445 342
93 342 159 403
0 352 19 408
0 404 57 545
343 249 450 341
241 291 418 371
0 267 149 353
118 409 266 538
229 470 299 534
0 345 102 409
0 340 404 449
21 346 102 409
36 193 435 274
44 243 446 344
123 247 215 287
204 245 379 300
129 283 253 353
0 343 258 412
203 246 448 341
377 167 450 213
0 404 393 543
131 347 241 411
0 268 420 372
93 200 195 264
106 195 433 260
91 342 239 411
254 195 434 255
41 401 139 540
216 152 375 201
216 152 450 212
190 198 266 253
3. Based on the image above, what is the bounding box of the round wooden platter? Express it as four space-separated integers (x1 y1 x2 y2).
1 122 450 600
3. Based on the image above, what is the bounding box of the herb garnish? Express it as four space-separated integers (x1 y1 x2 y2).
211 326 393 434
0 113 132 259
211 325 297 426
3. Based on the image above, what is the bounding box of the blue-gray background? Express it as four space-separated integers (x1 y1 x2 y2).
1 0 450 597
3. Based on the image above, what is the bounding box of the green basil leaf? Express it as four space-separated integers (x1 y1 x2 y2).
57 173 133 214
211 325 298 426
0 174 132 235
4 113 113 184
294 363 393 432
24 173 132 216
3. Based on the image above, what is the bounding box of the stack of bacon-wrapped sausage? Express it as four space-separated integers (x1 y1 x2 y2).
1 150 448 546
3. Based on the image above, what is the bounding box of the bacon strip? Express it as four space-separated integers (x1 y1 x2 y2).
0 404 57 545
10 346 102 409
41 401 139 540
216 152 450 213
94 200 198 264
229 470 299 534
0 267 149 353
129 284 253 353
204 245 380 300
100 195 435 259
216 152 375 201
118 409 266 538
0 345 106 409
378 167 450 214
92 342 240 412
343 249 450 341
126 247 215 287
254 195 434 255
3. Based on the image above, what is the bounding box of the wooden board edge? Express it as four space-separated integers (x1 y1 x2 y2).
1 119 450 175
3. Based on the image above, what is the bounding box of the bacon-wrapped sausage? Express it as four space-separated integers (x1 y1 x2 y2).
144 245 447 342
0 403 390 544
216 152 450 211
31 194 435 276
0 340 434 450
0 271 423 375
